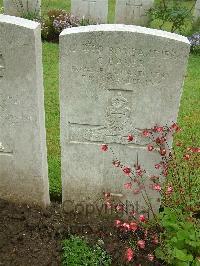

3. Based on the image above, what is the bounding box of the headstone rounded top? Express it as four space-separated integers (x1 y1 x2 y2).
0 14 39 29
60 24 190 44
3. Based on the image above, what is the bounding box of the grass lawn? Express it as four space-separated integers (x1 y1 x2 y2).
0 0 199 198
43 42 61 199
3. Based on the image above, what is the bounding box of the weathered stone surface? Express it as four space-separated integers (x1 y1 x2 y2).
194 0 200 21
60 25 190 215
71 0 108 23
3 0 41 17
0 15 49 207
115 0 154 26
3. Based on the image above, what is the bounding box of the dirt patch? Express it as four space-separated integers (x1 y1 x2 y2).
0 199 119 266
0 199 63 265
0 199 162 266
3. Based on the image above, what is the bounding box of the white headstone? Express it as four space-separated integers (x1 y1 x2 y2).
60 25 190 215
3 0 41 17
115 0 154 26
71 0 108 23
194 0 200 21
0 15 49 207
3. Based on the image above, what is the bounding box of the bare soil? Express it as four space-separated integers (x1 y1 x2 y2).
0 199 162 266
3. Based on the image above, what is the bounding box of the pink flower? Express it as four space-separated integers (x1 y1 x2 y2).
156 126 164 132
139 214 146 222
183 154 190 160
113 160 120 167
170 123 180 132
123 167 131 175
195 147 200 153
153 184 162 191
116 204 124 212
156 137 166 144
162 169 168 177
166 185 173 194
142 130 150 137
133 188 140 195
127 134 134 142
155 163 161 169
155 137 161 144
153 126 164 132
114 219 121 227
160 148 167 156
124 182 132 189
137 240 145 249
125 248 134 262
122 223 130 230
129 222 138 231
147 144 154 151
101 144 108 151
188 147 200 153
147 253 154 261
136 168 143 176
152 235 159 245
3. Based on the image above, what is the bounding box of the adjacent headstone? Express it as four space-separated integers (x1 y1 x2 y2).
60 25 190 215
3 0 41 17
0 15 49 207
71 0 108 23
194 0 200 21
115 0 154 26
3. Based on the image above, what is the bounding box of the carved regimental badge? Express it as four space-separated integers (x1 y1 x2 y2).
69 93 151 146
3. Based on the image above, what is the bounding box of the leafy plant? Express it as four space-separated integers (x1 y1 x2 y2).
0 5 3 14
101 123 200 264
188 33 200 54
148 0 194 33
41 9 70 42
62 236 111 266
40 9 94 43
162 142 200 214
155 208 200 266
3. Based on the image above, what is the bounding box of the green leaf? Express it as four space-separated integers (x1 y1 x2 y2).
174 248 193 262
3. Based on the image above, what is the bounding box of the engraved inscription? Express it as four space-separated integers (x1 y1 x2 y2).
0 53 5 78
68 45 175 90
70 64 168 88
67 45 185 60
68 93 151 145
0 93 32 127
126 0 142 7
